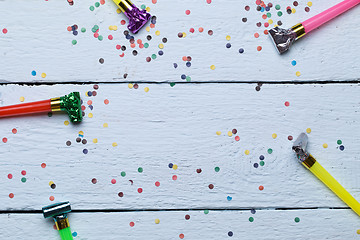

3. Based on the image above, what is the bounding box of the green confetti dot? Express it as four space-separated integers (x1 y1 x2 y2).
214 167 220 172
204 210 209 214
121 171 126 177
186 76 191 82
151 54 157 59
94 25 99 30
249 217 254 222
277 11 283 17
275 4 280 10
266 13 271 18
81 27 86 33
267 148 273 154
141 4 146 9
72 40 77 45
89 6 95 11
337 140 342 145
138 167 143 173
144 43 149 48
294 217 300 223
98 35 103 41
170 83 176 87
95 2 100 7
21 177 26 183
260 161 265 166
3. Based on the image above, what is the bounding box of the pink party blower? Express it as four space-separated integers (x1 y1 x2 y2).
269 0 360 54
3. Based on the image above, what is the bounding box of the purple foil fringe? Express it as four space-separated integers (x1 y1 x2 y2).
124 4 151 34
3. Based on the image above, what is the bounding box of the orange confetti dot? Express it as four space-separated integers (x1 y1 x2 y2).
137 39 142 44
264 30 268 35
150 24 155 28
254 33 259 38
49 196 55 201
259 185 264 191
104 99 109 105
262 14 267 19
257 46 262 51
182 56 187 61
87 100 92 105
179 234 184 239
130 43 136 48
198 27 204 32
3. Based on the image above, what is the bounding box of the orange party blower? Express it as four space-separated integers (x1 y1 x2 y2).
0 92 82 123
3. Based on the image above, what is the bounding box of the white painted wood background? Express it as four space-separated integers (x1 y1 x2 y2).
0 0 360 239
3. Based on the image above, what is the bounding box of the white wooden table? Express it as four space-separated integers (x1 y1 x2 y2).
0 0 359 239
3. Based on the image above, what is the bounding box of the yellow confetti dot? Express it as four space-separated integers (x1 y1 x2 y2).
41 73 46 78
268 19 273 24
306 128 311 133
112 142 118 147
85 91 89 97
146 26 150 32
88 113 93 118
128 83 133 89
227 131 233 137
216 131 221 136
226 35 231 41
245 150 250 155
296 71 301 77
116 8 122 14
272 133 277 139
182 32 187 38
109 25 113 30
292 8 296 13
307 2 312 7
146 6 150 12
158 43 164 49
49 181 54 186
93 138 98 143
144 87 149 92
113 25 118 31
19 96 25 102
155 219 160 224
323 143 328 148
103 123 108 128
173 164 178 170
210 65 216 70
78 131 84 135
155 30 160 36
64 120 70 126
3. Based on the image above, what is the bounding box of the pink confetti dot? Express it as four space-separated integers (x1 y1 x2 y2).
111 179 116 184
3 28 8 34
94 32 99 38
9 193 14 198
116 44 121 50
138 188 143 193
189 28 194 33
179 233 185 239
264 22 269 28
49 196 55 201
104 99 109 105
2 137 7 143
12 128 17 134
129 222 135 227
21 170 26 176
235 136 240 141
172 175 177 180
155 181 160 187
108 35 113 40
152 0 157 3
206 0 212 3
139 44 144 48
8 174 13 179
41 163 47 168
185 10 191 15
100 0 105 4
285 101 290 107
119 53 125 57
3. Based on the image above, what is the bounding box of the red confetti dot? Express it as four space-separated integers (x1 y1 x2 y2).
189 28 194 33
8 174 13 179
100 0 105 4
257 46 262 51
116 44 121 50
41 163 46 168
138 188 143 193
185 10 191 15
259 185 264 191
285 101 290 107
94 32 99 38
264 22 269 28
155 181 160 187
49 196 55 201
254 33 259 38
196 168 202 173
288 135 293 141
206 0 211 3
256 0 261 5
152 0 157 3
108 35 113 40
179 233 184 239
111 179 116 184
208 184 214 189
12 128 17 134
9 193 14 198
92 178 97 184
119 53 125 57
264 30 268 35
3 28 8 34
21 170 26 176
235 136 240 141
118 192 124 197
262 14 267 19
129 221 135 227
2 137 7 143
185 214 190 220
81 105 86 111
121 20 126 25
104 99 109 105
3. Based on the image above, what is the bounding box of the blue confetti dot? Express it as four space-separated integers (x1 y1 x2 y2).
158 50 164 56
73 31 78 36
88 105 94 110
83 149 88 154
181 74 186 79
261 7 265 12
226 43 231 48
253 163 259 168
227 196 232 201
228 231 233 237
186 62 191 67
251 209 256 214
291 60 297 66
72 232 78 237
31 70 36 76
173 63 178 68
168 163 173 168
239 48 244 54
339 145 345 151
87 91 92 96
71 26 76 31
265 6 270 11
126 35 132 39
259 155 264 160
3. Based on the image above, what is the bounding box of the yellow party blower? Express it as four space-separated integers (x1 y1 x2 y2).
292 133 360 216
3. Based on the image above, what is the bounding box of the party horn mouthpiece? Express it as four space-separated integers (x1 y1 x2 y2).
43 202 74 240
113 0 151 34
269 24 305 54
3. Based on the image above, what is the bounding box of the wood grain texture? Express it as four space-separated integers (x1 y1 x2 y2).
0 83 359 210
0 0 359 83
1 209 359 239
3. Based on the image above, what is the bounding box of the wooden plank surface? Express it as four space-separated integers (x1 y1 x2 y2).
1 83 359 210
1 209 359 239
0 0 359 83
